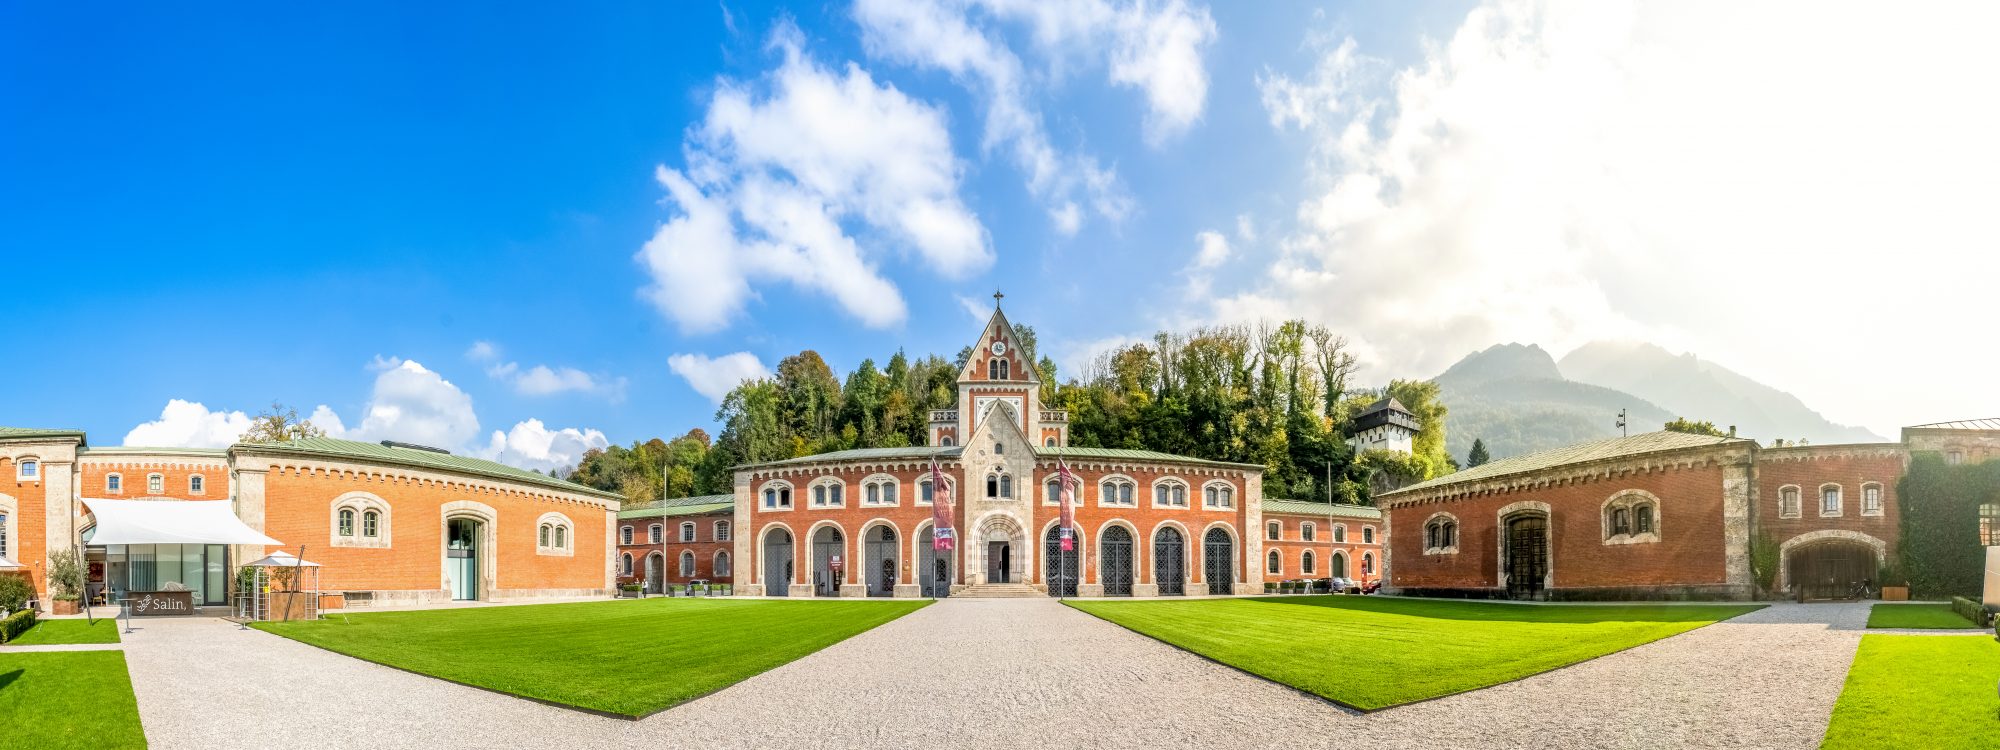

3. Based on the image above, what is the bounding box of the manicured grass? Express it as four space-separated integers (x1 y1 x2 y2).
254 597 928 717
0 651 146 749
1867 602 1980 629
6 617 123 645
1824 634 2000 749
1068 595 1761 710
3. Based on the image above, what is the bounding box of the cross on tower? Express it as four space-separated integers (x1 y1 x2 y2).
993 290 1004 308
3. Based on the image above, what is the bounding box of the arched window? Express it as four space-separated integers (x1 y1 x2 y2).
1266 521 1281 540
1363 526 1375 544
1424 514 1459 553
994 441 1004 455
1861 483 1884 516
1820 484 1843 517
331 493 391 548
1333 525 1346 543
1000 474 1012 498
338 509 356 537
555 525 567 548
536 513 574 555
621 526 634 545
106 473 122 493
539 523 551 547
362 510 380 538
921 477 954 505
189 474 205 494
1361 553 1374 575
762 482 794 509
650 524 663 544
1153 480 1188 508
680 550 696 577
989 357 1009 380
621 553 633 575
1603 492 1661 542
147 473 164 494
714 520 731 541
1045 437 1056 448
940 436 954 447
1302 550 1317 575
1981 504 2000 546
714 550 731 577
1301 522 1316 542
1779 486 1802 519
680 522 695 542
1267 549 1282 574
1096 478 1135 506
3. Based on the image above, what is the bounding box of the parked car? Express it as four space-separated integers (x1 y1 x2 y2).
1328 577 1356 593
1360 579 1382 594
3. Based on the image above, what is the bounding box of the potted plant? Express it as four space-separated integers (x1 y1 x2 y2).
1878 560 1910 602
47 550 86 615
618 583 643 599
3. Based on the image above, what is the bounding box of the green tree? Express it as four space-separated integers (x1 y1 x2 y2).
1467 438 1491 467
238 402 328 444
1664 417 1727 437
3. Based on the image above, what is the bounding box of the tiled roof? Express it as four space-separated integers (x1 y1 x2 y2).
232 437 622 501
1383 431 1751 497
737 446 962 469
1260 499 1383 519
618 494 734 519
0 426 87 441
1036 447 1265 469
1906 418 2000 431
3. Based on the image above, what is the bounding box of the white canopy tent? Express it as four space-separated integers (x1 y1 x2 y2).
244 552 320 568
79 499 282 546
0 554 19 569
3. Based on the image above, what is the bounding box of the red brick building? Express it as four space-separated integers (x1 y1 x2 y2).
616 494 733 593
1378 421 2000 601
1259 499 1383 586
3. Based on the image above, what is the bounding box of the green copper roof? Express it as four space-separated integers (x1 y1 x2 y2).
233 437 622 501
738 446 962 469
1383 431 1751 497
1260 499 1383 519
738 445 1263 472
618 494 734 519
1037 447 1265 469
0 427 87 441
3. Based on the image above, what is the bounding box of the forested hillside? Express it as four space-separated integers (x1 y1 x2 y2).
565 321 1454 507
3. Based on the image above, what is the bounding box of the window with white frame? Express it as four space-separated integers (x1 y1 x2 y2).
714 550 731 576
362 510 380 538
919 477 954 505
1602 492 1661 543
1779 486 1802 518
17 459 38 481
1 511 9 558
1820 484 1843 517
1424 513 1459 554
714 520 731 541
1203 483 1234 508
989 357 1009 380
621 526 634 545
1265 521 1281 540
811 480 845 507
1301 522 1316 542
1862 483 1884 516
621 553 633 575
762 482 794 509
339 508 356 536
650 524 663 544
986 470 1012 499
1333 524 1346 543
680 550 696 576
1302 550 1316 575
189 474 205 494
1949 451 1965 465
147 473 163 494
862 477 899 506
330 493 391 548
1153 479 1188 507
1097 477 1135 506
1045 437 1056 448
1266 549 1282 574
106 473 122 493
1363 526 1375 544
536 513 575 555
1361 553 1374 575
939 435 954 447
680 522 695 543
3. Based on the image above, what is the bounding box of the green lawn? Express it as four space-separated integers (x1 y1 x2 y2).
6 618 123 645
0 651 146 749
1867 602 1980 629
254 597 928 717
1068 596 1761 710
1824 634 2000 749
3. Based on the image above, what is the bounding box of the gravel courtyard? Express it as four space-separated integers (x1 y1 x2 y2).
121 598 1869 749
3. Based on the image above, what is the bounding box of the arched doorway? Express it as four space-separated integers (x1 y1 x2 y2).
865 525 899 597
918 526 953 597
1203 528 1233 595
1101 526 1134 596
1788 540 1878 600
762 528 793 597
1044 525 1080 597
1503 512 1550 600
1331 551 1348 580
813 526 845 597
1154 527 1186 595
645 553 665 594
978 517 1022 584
445 517 482 601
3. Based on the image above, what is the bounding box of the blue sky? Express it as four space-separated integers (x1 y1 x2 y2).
5 1 1996 469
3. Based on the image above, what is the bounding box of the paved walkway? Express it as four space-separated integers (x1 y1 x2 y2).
121 599 1879 749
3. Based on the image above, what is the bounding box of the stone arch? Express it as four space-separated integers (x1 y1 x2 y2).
972 510 1028 585
439 500 498 600
1778 529 1888 591
755 521 796 589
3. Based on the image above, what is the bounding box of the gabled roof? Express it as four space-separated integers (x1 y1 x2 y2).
0 426 87 442
232 437 622 501
618 494 733 520
956 303 1040 384
1382 430 1751 497
1905 418 2000 432
1260 499 1383 519
1358 397 1412 416
737 446 962 470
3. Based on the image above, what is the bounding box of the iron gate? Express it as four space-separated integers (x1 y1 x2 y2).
813 528 844 597
1504 514 1548 600
865 525 898 597
763 530 792 597
1045 526 1079 597
1789 541 1874 600
1154 528 1185 595
1101 526 1133 596
646 554 664 594
1203 528 1233 595
918 528 952 597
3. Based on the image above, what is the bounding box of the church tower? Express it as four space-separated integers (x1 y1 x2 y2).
928 293 1068 449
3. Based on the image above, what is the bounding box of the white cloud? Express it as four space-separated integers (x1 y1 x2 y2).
668 351 774 403
465 341 499 362
956 294 991 324
637 29 990 332
1230 0 2000 435
853 0 1215 230
336 359 481 449
122 400 254 449
475 419 610 474
482 357 625 400
1191 230 1229 269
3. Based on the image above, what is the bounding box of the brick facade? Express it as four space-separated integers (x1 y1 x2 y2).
617 510 733 591
1258 513 1384 584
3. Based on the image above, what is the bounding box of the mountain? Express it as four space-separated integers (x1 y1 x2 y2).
1436 344 1674 462
1557 341 1885 445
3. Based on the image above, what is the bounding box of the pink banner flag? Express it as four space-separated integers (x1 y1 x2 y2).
1058 457 1075 551
930 457 955 551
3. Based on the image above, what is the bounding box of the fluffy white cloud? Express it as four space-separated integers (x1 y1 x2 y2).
1232 0 2000 434
483 359 625 400
637 28 989 333
475 419 610 474
464 341 499 361
854 0 1215 230
333 359 481 449
1191 230 1229 269
668 352 774 403
122 400 254 449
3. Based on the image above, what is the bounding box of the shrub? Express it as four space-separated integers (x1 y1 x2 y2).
0 575 33 612
0 608 35 643
1750 531 1780 593
48 549 86 599
1899 454 2000 598
1951 596 1991 627
1264 582 1277 592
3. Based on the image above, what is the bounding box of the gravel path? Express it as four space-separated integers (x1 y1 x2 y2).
120 599 1870 750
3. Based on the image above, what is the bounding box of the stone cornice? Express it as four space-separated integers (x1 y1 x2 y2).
234 453 617 511
1378 444 1754 510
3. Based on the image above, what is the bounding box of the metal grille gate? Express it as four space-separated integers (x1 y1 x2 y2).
1101 526 1133 596
865 526 898 597
918 527 953 598
1154 529 1185 595
763 530 792 597
1045 526 1079 597
1504 515 1548 600
1789 541 1874 600
813 528 844 597
1203 528 1233 595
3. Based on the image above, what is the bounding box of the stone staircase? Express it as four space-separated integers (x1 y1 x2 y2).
954 582 1042 598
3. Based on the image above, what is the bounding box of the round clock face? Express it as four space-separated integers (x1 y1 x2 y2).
990 341 1007 355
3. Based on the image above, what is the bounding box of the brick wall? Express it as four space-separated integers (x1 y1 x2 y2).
617 512 734 586
1754 445 1906 586
80 461 226 500
2 454 50 593
1258 514 1383 584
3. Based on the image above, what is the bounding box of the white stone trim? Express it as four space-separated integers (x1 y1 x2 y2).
858 473 901 507
1777 529 1888 591
1361 525 1376 544
1331 522 1348 543
145 472 164 494
1422 511 1460 555
678 521 696 543
754 522 796 587
1264 519 1282 541
1497 501 1554 592
1860 482 1885 517
535 511 576 556
1149 520 1192 586
1777 484 1803 519
713 549 732 578
1266 547 1283 575
14 456 39 483
713 519 732 542
1818 483 1844 518
1599 489 1663 546
331 491 394 549
1299 521 1317 542
1198 521 1241 586
1200 479 1237 509
808 476 848 508
758 478 796 511
439 500 499 601
649 523 664 544
105 472 123 494
1092 473 1137 508
804 519 851 584
0 493 16 561
188 473 208 495
1093 518 1141 589
1150 476 1191 509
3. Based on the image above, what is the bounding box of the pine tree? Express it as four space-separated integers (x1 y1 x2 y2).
1467 438 1491 467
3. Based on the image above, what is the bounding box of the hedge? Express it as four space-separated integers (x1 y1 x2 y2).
1951 596 1993 628
1897 453 2000 598
0 608 36 644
